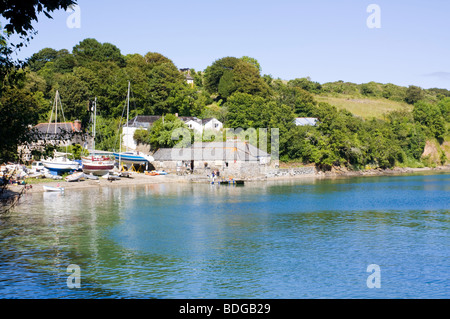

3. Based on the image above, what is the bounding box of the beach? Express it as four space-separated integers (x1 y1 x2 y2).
6 164 449 196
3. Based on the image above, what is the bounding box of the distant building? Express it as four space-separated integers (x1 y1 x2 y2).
19 120 90 162
179 68 195 87
294 117 318 126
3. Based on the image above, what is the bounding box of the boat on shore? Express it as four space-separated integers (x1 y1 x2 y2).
65 172 85 182
82 98 116 176
113 151 154 166
114 82 154 167
41 91 80 175
43 185 64 192
145 170 167 176
82 155 115 176
42 155 80 175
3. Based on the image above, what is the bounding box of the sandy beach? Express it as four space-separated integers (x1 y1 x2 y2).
5 164 448 196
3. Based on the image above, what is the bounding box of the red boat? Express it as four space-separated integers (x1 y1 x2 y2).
82 155 115 176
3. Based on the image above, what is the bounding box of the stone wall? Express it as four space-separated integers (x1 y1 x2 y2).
265 167 316 178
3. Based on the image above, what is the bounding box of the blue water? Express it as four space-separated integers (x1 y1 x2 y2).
0 173 449 298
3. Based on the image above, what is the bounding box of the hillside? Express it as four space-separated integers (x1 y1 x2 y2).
314 95 412 119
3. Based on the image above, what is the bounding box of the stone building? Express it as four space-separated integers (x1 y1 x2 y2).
152 141 271 178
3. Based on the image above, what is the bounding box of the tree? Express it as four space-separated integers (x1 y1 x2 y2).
53 73 89 123
288 77 322 94
0 87 40 162
0 0 76 36
72 38 125 67
413 101 446 140
203 57 269 100
203 56 241 95
437 97 450 122
405 85 424 105
148 114 191 149
240 56 261 73
27 47 59 72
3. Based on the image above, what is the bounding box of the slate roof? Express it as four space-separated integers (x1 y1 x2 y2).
294 118 318 126
32 122 81 139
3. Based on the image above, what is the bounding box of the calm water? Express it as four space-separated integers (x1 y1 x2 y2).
0 173 449 299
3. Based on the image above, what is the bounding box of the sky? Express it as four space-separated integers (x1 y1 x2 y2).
3 0 450 89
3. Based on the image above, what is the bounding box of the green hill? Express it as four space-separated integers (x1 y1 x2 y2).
314 95 412 119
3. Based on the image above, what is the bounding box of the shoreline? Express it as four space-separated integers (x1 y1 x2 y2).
6 165 450 195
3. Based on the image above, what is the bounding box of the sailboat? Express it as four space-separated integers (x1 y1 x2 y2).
81 97 115 176
113 81 154 167
41 90 80 175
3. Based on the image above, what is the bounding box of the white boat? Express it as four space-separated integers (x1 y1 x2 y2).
42 156 80 174
43 185 65 192
65 172 85 182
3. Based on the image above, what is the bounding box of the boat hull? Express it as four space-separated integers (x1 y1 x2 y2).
42 161 80 174
113 153 151 166
82 164 115 176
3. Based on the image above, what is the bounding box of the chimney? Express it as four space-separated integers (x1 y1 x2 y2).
74 120 82 132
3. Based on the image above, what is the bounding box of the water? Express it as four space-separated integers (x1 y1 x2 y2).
0 173 449 299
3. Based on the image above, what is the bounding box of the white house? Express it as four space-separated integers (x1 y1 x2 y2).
185 118 223 134
122 115 223 150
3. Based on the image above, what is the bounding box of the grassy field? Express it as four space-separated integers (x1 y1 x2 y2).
315 94 412 119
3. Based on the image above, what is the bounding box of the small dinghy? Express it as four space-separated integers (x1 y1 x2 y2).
65 172 85 182
84 173 99 180
43 185 65 192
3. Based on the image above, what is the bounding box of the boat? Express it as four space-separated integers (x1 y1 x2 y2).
82 97 116 176
65 172 85 182
84 173 99 180
42 155 80 175
113 82 154 167
43 185 65 192
82 156 114 175
102 173 121 181
41 91 80 175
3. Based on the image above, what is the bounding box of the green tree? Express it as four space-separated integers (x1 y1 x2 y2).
72 38 125 67
27 47 59 72
0 87 40 161
437 97 450 122
52 73 89 122
240 56 261 73
148 114 191 149
413 101 446 140
405 85 424 105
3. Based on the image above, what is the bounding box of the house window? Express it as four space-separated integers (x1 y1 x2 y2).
214 123 219 128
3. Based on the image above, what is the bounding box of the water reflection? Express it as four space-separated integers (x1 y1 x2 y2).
0 173 449 298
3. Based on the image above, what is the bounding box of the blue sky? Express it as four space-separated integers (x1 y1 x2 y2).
3 0 450 89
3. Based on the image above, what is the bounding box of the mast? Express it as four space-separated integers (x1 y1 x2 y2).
93 97 97 152
55 90 58 134
126 81 130 152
